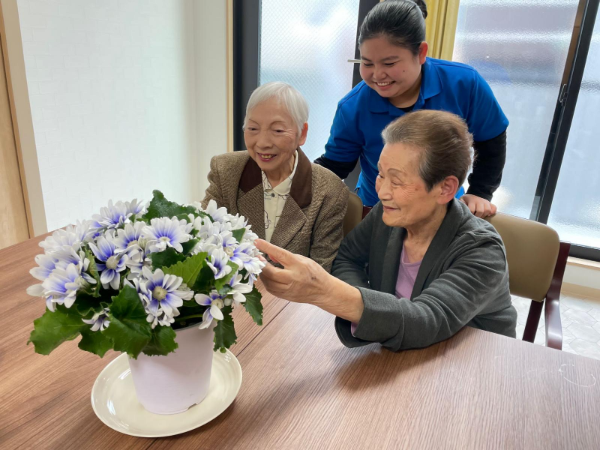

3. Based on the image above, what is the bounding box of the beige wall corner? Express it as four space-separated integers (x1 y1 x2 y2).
0 0 47 236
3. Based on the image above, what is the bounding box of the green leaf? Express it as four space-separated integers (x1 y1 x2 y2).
102 285 152 359
142 190 197 221
242 286 263 326
84 249 101 297
79 327 113 357
218 285 232 297
181 238 199 255
232 228 245 242
28 305 85 355
192 264 218 294
213 306 237 352
215 261 239 291
75 292 105 317
150 248 186 270
142 326 179 356
162 252 208 288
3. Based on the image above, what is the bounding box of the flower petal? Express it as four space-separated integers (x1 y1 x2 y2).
211 304 224 321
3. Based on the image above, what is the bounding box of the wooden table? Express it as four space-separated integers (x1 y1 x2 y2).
2 236 600 449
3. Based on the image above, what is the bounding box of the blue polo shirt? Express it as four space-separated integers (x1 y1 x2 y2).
324 58 509 206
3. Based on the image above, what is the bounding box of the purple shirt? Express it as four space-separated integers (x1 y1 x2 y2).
351 248 422 335
395 247 422 299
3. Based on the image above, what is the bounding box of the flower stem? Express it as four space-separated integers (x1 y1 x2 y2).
176 313 204 321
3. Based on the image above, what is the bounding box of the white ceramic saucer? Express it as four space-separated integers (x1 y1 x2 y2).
91 350 242 437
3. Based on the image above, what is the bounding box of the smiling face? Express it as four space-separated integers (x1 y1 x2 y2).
376 142 447 229
244 97 308 181
359 37 427 107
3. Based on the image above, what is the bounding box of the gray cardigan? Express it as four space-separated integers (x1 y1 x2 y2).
333 199 517 351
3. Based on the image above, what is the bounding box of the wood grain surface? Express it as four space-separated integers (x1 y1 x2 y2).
2 237 600 450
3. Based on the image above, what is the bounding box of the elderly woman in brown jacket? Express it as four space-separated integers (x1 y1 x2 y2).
202 82 349 271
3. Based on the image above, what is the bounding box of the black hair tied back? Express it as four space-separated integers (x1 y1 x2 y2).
359 0 428 55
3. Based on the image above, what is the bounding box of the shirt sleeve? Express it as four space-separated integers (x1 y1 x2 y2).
467 72 509 142
322 102 364 165
313 155 358 180
467 131 507 201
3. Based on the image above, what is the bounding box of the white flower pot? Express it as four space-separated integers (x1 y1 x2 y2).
128 324 215 415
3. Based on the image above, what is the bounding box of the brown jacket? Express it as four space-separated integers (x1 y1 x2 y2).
202 149 349 271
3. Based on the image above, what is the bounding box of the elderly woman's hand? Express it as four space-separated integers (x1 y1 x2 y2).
255 239 364 323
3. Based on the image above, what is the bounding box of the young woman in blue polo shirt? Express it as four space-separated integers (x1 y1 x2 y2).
315 0 508 218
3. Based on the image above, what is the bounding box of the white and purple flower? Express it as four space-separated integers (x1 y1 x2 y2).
207 247 233 279
89 235 128 290
125 199 147 217
226 274 252 307
204 200 229 223
114 222 146 253
229 242 264 274
142 217 193 253
39 263 95 311
39 221 93 252
92 200 131 230
194 290 224 329
137 267 193 328
82 308 110 332
30 254 58 281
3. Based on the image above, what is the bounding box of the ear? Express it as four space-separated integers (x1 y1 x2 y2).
437 176 459 205
298 123 308 146
419 42 428 64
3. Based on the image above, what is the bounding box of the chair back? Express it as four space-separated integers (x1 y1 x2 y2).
486 213 560 302
343 192 363 237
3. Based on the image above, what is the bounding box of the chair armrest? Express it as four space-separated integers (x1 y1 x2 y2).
544 242 571 350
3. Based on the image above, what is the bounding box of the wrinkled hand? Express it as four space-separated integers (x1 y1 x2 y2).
460 194 497 218
255 239 331 304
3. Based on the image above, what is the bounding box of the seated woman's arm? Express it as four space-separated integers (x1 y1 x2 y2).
308 185 349 272
335 240 508 351
201 156 225 209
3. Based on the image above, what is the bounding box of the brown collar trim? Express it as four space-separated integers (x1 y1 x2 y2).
239 154 262 193
239 148 313 208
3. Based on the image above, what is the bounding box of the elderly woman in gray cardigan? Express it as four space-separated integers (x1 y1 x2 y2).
256 110 517 351
202 82 348 272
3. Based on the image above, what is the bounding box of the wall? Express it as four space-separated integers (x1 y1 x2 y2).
564 261 600 298
12 0 224 232
193 0 228 197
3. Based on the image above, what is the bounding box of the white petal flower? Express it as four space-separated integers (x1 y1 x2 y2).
195 290 225 329
205 200 229 223
228 274 252 306
207 247 233 279
41 263 87 309
92 200 133 231
82 308 110 332
39 221 93 252
143 217 192 253
30 254 57 281
136 268 192 328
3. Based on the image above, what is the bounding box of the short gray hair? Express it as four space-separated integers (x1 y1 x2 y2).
382 110 473 191
244 82 309 134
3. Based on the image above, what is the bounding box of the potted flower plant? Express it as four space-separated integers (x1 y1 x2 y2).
27 191 265 414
